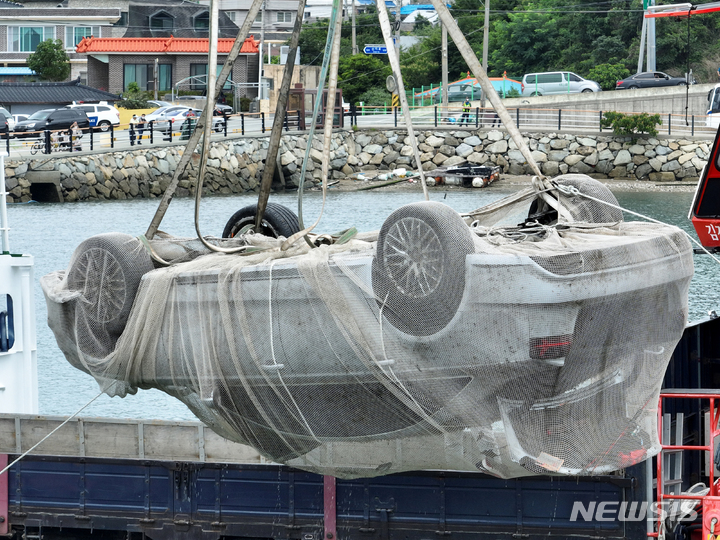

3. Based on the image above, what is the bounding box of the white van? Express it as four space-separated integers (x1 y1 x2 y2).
521 72 601 97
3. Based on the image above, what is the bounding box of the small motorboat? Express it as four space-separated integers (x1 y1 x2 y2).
42 174 694 479
428 163 501 187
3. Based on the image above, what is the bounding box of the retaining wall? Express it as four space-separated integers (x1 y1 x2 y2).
4 128 710 203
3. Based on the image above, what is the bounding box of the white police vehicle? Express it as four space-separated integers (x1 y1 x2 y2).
66 102 120 132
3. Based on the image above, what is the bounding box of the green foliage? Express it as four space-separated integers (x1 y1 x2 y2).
338 54 391 104
356 87 392 106
601 111 662 137
238 97 251 112
587 63 631 91
117 83 150 109
501 87 520 98
27 39 70 81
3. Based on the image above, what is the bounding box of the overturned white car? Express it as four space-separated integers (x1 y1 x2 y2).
42 175 693 479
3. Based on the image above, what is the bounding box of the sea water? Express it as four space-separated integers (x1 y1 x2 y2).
7 187 715 420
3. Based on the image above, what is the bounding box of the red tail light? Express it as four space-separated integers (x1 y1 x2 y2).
616 81 622 86
530 334 573 360
521 82 524 92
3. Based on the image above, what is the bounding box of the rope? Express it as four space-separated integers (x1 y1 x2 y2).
0 390 104 476
554 182 720 265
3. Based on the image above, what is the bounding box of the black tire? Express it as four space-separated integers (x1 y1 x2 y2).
66 233 154 357
628 85 639 89
677 82 687 86
98 120 111 132
528 175 623 224
372 201 475 337
531 91 540 96
221 202 301 239
581 88 593 93
554 174 624 223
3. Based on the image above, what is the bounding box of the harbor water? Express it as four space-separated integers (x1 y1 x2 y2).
7 186 717 421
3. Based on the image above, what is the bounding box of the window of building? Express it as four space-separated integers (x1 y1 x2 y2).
114 12 128 26
8 27 54 52
124 64 172 92
194 11 209 31
0 294 14 353
277 12 293 22
304 11 311 18
150 11 174 30
190 63 232 91
253 12 262 24
225 11 237 21
65 26 100 49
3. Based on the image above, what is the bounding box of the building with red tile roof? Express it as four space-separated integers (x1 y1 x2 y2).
77 35 260 99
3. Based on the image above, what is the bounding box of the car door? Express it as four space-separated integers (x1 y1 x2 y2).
632 73 654 88
79 105 98 127
566 73 583 93
539 72 564 95
47 110 76 130
652 72 674 87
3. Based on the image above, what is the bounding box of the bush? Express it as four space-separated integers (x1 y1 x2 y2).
117 82 151 109
356 87 392 106
601 111 662 137
587 63 631 91
238 97 251 112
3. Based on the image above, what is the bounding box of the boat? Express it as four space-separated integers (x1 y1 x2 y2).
0 150 38 415
427 163 501 188
40 0 695 480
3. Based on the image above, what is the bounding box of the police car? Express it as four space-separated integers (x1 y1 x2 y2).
65 102 120 132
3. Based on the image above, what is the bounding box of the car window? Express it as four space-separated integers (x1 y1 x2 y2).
537 73 562 84
79 106 95 113
53 111 75 120
568 73 582 82
0 108 10 118
637 73 652 79
98 106 111 112
29 110 52 120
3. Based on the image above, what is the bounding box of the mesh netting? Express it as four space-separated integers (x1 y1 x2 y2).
42 175 693 479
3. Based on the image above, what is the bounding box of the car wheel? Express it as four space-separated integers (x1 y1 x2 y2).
372 201 475 337
214 122 223 133
98 120 111 132
628 85 638 89
581 89 593 93
66 233 154 358
677 82 687 86
221 202 301 239
531 92 540 96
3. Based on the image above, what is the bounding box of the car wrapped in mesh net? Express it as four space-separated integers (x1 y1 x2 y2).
42 175 693 479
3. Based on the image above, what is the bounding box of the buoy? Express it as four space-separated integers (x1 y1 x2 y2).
472 177 484 188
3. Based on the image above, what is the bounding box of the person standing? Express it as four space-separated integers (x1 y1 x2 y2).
129 114 138 146
138 114 146 144
461 98 472 125
71 122 82 152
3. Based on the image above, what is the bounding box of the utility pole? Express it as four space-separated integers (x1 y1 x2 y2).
258 1 265 99
481 0 489 107
441 20 448 115
394 0 401 56
648 0 656 71
352 0 358 54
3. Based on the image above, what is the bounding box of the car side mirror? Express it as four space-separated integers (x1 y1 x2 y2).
665 75 670 79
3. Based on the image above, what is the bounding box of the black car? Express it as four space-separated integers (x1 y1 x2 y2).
14 108 90 137
615 71 693 90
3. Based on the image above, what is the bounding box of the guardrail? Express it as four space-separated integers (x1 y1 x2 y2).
367 104 717 138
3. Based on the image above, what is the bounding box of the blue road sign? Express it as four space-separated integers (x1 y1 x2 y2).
363 45 388 54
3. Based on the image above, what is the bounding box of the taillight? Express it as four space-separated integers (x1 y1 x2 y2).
530 334 572 360
616 81 622 87
521 82 524 92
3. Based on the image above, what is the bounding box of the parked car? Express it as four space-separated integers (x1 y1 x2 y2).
65 102 120 132
147 100 173 109
429 84 481 103
12 114 28 126
0 107 14 132
615 71 693 90
13 108 90 138
215 103 233 114
521 72 601 96
146 106 225 133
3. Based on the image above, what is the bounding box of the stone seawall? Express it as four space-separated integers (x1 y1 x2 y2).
4 129 709 203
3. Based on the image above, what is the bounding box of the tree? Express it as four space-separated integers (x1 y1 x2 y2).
27 39 71 81
587 63 630 91
337 54 391 104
